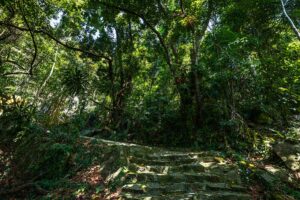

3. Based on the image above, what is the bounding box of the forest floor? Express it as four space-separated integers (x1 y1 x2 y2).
1 136 299 200
40 137 300 199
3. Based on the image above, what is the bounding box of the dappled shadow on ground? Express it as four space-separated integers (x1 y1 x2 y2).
1 136 299 199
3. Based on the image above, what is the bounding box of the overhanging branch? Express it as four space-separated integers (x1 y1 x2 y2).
0 22 112 62
280 0 300 41
20 0 38 75
1 71 30 76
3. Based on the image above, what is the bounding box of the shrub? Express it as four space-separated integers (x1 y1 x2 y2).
11 125 77 181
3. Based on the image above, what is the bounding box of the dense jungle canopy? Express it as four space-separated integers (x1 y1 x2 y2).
0 0 300 199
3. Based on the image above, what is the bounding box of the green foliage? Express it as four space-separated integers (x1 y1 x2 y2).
61 65 90 96
0 95 32 150
0 1 300 197
12 125 77 180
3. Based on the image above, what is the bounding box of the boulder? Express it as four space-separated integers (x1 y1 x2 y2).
273 143 300 171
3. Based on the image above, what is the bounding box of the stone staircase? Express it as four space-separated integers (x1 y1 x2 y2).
117 147 252 200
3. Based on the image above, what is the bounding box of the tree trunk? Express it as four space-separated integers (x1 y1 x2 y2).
191 34 203 128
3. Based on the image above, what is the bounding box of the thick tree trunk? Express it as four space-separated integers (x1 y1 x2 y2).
179 0 213 131
110 22 134 128
178 83 193 130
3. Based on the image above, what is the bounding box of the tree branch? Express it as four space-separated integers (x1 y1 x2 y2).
156 0 168 17
1 71 30 76
280 0 300 41
0 22 112 62
2 59 26 70
179 0 186 16
196 0 213 40
0 31 11 41
35 46 58 100
98 2 175 75
20 1 37 75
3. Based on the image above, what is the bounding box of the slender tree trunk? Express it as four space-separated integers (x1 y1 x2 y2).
34 47 58 105
110 28 120 124
191 34 203 128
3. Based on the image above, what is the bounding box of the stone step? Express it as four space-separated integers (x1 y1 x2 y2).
132 164 206 174
128 157 196 165
83 137 250 200
125 172 238 184
121 191 252 200
130 162 238 174
147 151 221 160
122 182 248 194
129 156 218 166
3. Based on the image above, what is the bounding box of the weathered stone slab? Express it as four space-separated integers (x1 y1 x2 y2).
80 136 250 199
273 142 300 171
